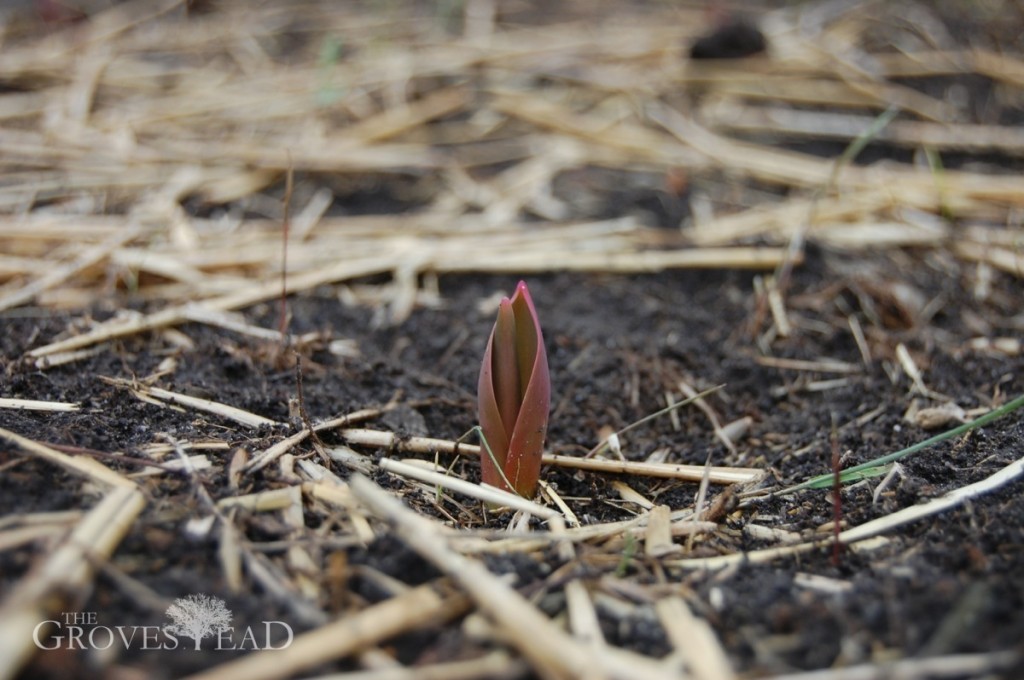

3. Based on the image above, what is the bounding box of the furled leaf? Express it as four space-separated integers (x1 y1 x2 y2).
477 281 550 497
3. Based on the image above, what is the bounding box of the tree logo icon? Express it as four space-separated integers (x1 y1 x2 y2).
164 594 233 650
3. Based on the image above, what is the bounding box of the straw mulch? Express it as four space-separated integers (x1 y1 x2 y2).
1 1 1023 679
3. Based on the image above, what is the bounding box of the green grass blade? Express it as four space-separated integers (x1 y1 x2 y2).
798 465 892 490
781 393 1024 494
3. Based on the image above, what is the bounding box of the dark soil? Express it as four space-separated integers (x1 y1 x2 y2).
2 2 1024 679
4 246 1024 678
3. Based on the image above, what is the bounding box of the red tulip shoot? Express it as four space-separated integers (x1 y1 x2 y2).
477 281 550 498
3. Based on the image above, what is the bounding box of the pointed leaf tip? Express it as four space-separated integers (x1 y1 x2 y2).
477 280 550 498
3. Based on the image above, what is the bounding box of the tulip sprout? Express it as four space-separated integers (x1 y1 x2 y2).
477 281 551 498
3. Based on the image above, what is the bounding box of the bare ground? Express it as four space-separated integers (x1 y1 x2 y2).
1 2 1023 679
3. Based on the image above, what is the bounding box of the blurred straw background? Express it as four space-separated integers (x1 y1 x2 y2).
2 0 1021 338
